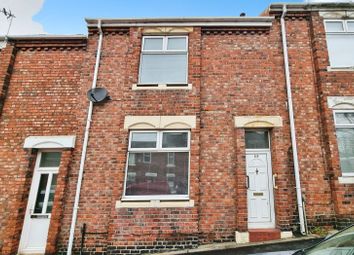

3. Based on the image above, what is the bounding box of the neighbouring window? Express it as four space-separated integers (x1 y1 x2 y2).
324 20 354 68
139 36 188 84
334 111 354 176
124 131 190 199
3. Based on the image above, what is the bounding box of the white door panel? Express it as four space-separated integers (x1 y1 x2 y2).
246 152 275 229
19 152 60 254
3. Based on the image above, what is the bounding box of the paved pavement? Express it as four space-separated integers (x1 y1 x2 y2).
188 238 322 255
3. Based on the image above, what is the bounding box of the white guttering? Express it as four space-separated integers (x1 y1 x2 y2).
280 5 307 235
85 17 274 28
66 20 103 255
96 22 272 27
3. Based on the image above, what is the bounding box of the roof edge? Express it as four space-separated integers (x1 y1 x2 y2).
0 35 87 41
85 17 274 28
270 2 354 12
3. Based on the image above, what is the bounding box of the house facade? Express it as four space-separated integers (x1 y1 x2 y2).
0 2 354 255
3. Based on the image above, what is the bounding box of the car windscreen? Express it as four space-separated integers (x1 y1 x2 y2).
305 226 354 255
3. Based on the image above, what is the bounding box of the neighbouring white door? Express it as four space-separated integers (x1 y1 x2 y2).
245 130 275 229
19 151 61 254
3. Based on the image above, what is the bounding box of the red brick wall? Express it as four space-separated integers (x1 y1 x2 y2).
309 12 354 224
200 24 298 236
103 27 201 253
0 46 85 254
0 44 16 117
284 15 335 225
1 10 354 255
46 150 73 255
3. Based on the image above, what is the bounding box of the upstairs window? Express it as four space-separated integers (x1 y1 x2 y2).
139 36 188 84
124 131 190 200
334 111 354 176
324 20 354 68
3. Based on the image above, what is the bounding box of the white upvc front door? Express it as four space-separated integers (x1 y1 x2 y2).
245 130 275 229
18 151 61 254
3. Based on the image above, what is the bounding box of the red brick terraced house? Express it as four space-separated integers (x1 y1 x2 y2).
1 2 354 255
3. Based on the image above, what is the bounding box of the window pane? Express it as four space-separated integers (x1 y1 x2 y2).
40 152 61 167
326 34 354 67
143 38 163 50
46 174 58 213
34 174 49 213
128 153 136 166
131 132 157 148
162 132 188 148
167 37 187 50
245 131 269 149
140 54 187 84
325 21 344 32
336 129 354 174
348 21 354 32
125 152 189 196
336 113 354 125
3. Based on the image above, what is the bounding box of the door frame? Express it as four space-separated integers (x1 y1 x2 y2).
245 130 276 229
18 150 60 254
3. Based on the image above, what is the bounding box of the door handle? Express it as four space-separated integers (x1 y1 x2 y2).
246 176 249 189
273 174 278 189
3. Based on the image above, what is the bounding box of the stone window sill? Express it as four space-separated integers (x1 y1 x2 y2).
132 83 192 91
116 199 194 208
338 176 354 184
327 66 354 72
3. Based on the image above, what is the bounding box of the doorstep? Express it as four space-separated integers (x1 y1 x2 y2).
249 228 281 242
154 235 322 255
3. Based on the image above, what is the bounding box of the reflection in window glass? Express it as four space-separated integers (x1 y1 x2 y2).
162 132 188 148
46 174 58 213
167 152 175 166
128 153 136 166
40 152 62 167
34 174 49 213
125 152 188 196
131 132 157 148
336 112 354 125
143 152 151 163
245 131 269 149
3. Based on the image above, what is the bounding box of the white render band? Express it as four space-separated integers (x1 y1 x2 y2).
124 115 196 130
327 96 354 109
23 136 76 149
234 116 283 128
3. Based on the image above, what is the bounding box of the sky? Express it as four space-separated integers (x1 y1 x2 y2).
0 0 349 36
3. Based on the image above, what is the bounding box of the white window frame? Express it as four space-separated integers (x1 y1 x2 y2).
138 35 189 85
324 19 354 68
333 110 354 177
31 150 61 216
123 130 190 201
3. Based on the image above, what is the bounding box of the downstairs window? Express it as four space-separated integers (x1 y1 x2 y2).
123 130 190 200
